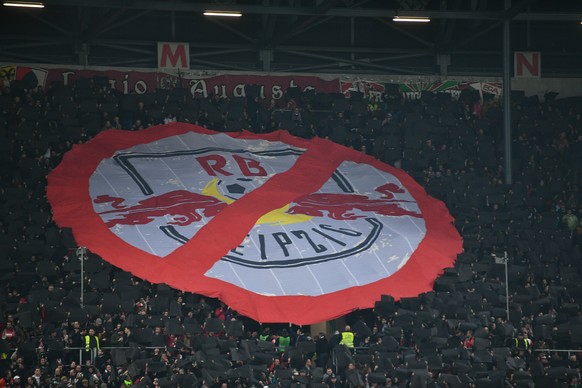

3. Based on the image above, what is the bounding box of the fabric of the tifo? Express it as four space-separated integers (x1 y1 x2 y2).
47 123 462 324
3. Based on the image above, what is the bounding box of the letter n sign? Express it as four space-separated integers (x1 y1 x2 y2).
514 52 541 78
158 42 190 70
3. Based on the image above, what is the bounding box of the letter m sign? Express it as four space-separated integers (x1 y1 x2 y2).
514 52 541 78
158 42 190 70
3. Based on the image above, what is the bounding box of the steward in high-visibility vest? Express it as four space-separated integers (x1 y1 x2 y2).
84 328 100 351
277 329 291 352
259 328 271 342
339 325 354 349
122 374 133 386
83 328 101 363
514 333 532 351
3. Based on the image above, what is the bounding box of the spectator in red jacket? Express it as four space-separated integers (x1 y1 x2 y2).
463 330 475 350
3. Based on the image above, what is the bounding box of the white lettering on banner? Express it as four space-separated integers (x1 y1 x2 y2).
404 92 422 100
286 80 316 96
233 84 246 97
369 90 383 102
134 80 147 95
123 75 129 95
213 85 227 99
61 71 148 95
190 80 209 98
272 85 283 100
182 79 325 101
403 89 464 101
450 90 462 99
62 71 75 86
122 74 149 95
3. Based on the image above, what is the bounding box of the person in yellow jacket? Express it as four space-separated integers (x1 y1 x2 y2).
84 328 100 363
277 329 291 352
121 371 133 386
339 325 354 349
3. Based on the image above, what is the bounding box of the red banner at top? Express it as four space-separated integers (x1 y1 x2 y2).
3 64 502 104
39 67 339 102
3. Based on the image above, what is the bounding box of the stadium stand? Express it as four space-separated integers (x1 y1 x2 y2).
0 77 581 387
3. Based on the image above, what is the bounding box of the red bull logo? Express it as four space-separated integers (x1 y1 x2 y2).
93 175 422 270
94 182 419 228
87 136 427 295
94 191 227 227
288 183 421 220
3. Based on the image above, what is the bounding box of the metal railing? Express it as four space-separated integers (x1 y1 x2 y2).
71 346 167 365
9 346 166 365
9 345 582 369
533 348 582 358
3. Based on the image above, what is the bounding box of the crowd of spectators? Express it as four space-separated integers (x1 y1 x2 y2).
0 76 581 388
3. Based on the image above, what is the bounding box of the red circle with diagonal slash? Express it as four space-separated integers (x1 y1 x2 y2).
47 122 462 324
